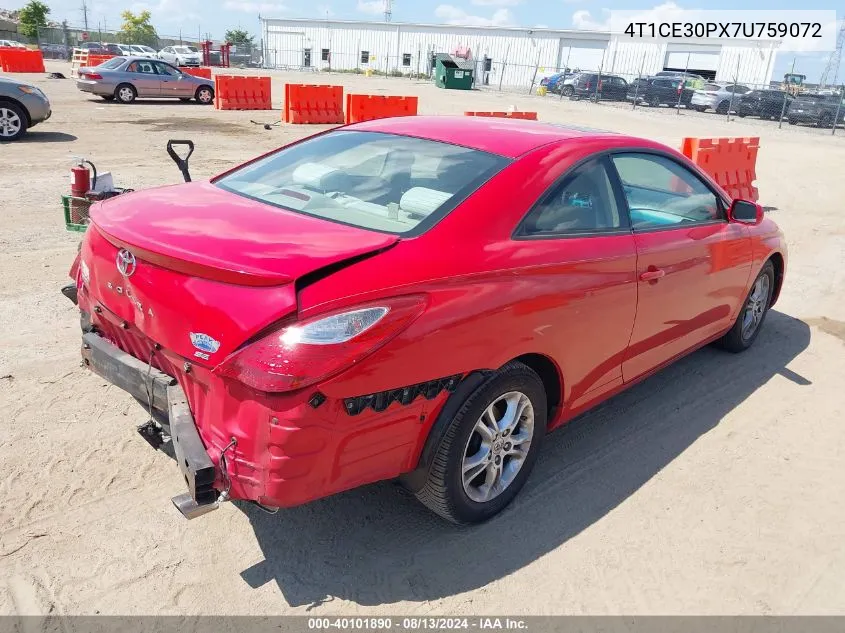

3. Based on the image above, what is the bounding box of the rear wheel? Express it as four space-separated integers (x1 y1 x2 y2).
818 113 833 128
561 85 573 97
195 86 214 105
115 83 136 104
0 103 27 141
715 100 729 114
788 118 797 125
649 95 660 107
414 362 547 524
718 261 775 353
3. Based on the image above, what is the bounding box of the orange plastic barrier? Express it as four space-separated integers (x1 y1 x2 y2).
464 111 538 120
214 75 271 110
345 94 418 124
681 137 759 201
0 48 45 73
283 84 344 124
180 66 211 79
86 54 115 67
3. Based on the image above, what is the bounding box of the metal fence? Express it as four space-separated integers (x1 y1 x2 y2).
34 24 206 60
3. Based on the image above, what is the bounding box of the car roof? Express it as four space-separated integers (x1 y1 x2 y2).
347 115 621 158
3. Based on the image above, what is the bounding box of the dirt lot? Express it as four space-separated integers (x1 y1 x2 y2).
1 60 844 616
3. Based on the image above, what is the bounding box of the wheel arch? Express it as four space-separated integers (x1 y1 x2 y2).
400 352 563 493
767 251 785 307
0 96 31 126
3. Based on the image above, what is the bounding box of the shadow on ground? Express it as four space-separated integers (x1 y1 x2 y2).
20 131 77 143
235 310 811 608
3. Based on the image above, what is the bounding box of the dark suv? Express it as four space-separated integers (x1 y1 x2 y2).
736 90 792 120
570 73 629 101
787 93 845 127
626 76 693 107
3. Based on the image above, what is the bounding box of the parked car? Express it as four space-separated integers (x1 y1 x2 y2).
570 73 628 101
76 41 109 55
64 116 786 524
540 71 580 95
0 39 28 48
627 76 693 107
158 45 201 66
75 56 214 104
0 75 52 141
655 70 705 81
129 44 159 58
787 92 845 127
691 82 751 113
736 89 793 120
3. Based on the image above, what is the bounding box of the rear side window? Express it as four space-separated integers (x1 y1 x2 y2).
99 57 126 69
703 83 721 91
215 131 510 236
518 158 625 237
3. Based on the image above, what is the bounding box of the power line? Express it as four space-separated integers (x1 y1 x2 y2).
81 0 88 31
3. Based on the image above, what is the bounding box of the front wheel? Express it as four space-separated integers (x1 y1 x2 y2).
561 85 573 97
0 102 27 141
195 86 214 104
718 261 775 353
414 362 547 524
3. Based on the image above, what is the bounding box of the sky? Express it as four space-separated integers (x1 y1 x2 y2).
6 0 842 81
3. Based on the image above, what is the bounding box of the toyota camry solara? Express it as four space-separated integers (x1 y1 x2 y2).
65 116 786 524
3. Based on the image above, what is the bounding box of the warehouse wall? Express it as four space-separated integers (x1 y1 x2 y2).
261 19 778 89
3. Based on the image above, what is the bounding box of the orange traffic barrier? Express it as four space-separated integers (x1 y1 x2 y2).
681 137 759 201
86 54 115 66
180 66 211 79
214 75 271 110
0 47 45 73
345 94 418 124
464 111 538 120
284 84 344 124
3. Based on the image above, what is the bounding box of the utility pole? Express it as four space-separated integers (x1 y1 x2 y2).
81 0 89 31
819 21 844 88
383 0 392 23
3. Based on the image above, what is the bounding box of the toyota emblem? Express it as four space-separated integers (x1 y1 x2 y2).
116 249 137 277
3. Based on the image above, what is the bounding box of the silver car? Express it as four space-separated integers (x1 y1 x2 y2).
75 56 214 104
691 82 751 114
159 45 202 67
0 75 52 141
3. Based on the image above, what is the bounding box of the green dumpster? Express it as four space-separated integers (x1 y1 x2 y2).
435 55 474 90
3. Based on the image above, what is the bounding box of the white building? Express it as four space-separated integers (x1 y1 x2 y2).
260 18 780 88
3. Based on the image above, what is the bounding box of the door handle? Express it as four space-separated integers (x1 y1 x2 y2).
640 268 665 281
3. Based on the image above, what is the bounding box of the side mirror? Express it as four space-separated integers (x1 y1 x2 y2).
728 199 764 225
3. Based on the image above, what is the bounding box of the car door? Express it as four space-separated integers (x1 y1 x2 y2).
608 152 753 382
125 60 162 97
514 157 638 412
154 61 192 97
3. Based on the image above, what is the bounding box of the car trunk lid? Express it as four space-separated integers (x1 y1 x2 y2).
81 181 399 365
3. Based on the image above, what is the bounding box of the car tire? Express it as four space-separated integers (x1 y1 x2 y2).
717 260 775 353
818 113 833 128
0 102 28 141
649 95 660 107
693 106 707 112
115 83 137 104
414 361 547 525
195 86 214 105
788 118 797 125
715 101 729 114
561 85 573 97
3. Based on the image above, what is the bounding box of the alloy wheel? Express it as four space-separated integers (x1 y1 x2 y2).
461 391 535 504
741 273 770 340
118 86 135 102
0 107 22 138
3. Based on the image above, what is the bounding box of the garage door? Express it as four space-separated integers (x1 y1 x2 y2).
664 51 718 72
560 43 607 73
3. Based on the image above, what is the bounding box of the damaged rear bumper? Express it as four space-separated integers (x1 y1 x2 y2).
81 330 220 518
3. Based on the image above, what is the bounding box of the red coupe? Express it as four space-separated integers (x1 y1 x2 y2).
66 116 786 524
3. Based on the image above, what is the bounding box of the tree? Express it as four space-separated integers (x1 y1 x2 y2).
118 10 158 47
18 0 50 39
225 28 254 46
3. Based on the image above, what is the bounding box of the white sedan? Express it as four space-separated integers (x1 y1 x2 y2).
158 45 202 67
691 82 751 114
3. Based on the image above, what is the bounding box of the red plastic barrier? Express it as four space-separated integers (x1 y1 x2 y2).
180 66 212 79
344 94 418 124
464 111 538 120
0 48 45 73
214 75 271 110
86 54 115 67
284 84 344 124
681 137 760 201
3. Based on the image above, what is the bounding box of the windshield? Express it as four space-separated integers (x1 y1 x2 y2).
215 131 510 235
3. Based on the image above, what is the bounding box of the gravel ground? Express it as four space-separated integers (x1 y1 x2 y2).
1 61 844 616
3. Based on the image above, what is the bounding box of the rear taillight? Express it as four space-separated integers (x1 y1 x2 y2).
598 80 603 91
81 71 102 79
215 295 427 393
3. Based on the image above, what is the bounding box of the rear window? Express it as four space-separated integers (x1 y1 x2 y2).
215 131 510 236
99 57 126 69
703 83 721 91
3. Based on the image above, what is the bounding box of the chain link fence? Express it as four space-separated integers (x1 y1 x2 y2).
35 23 205 60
